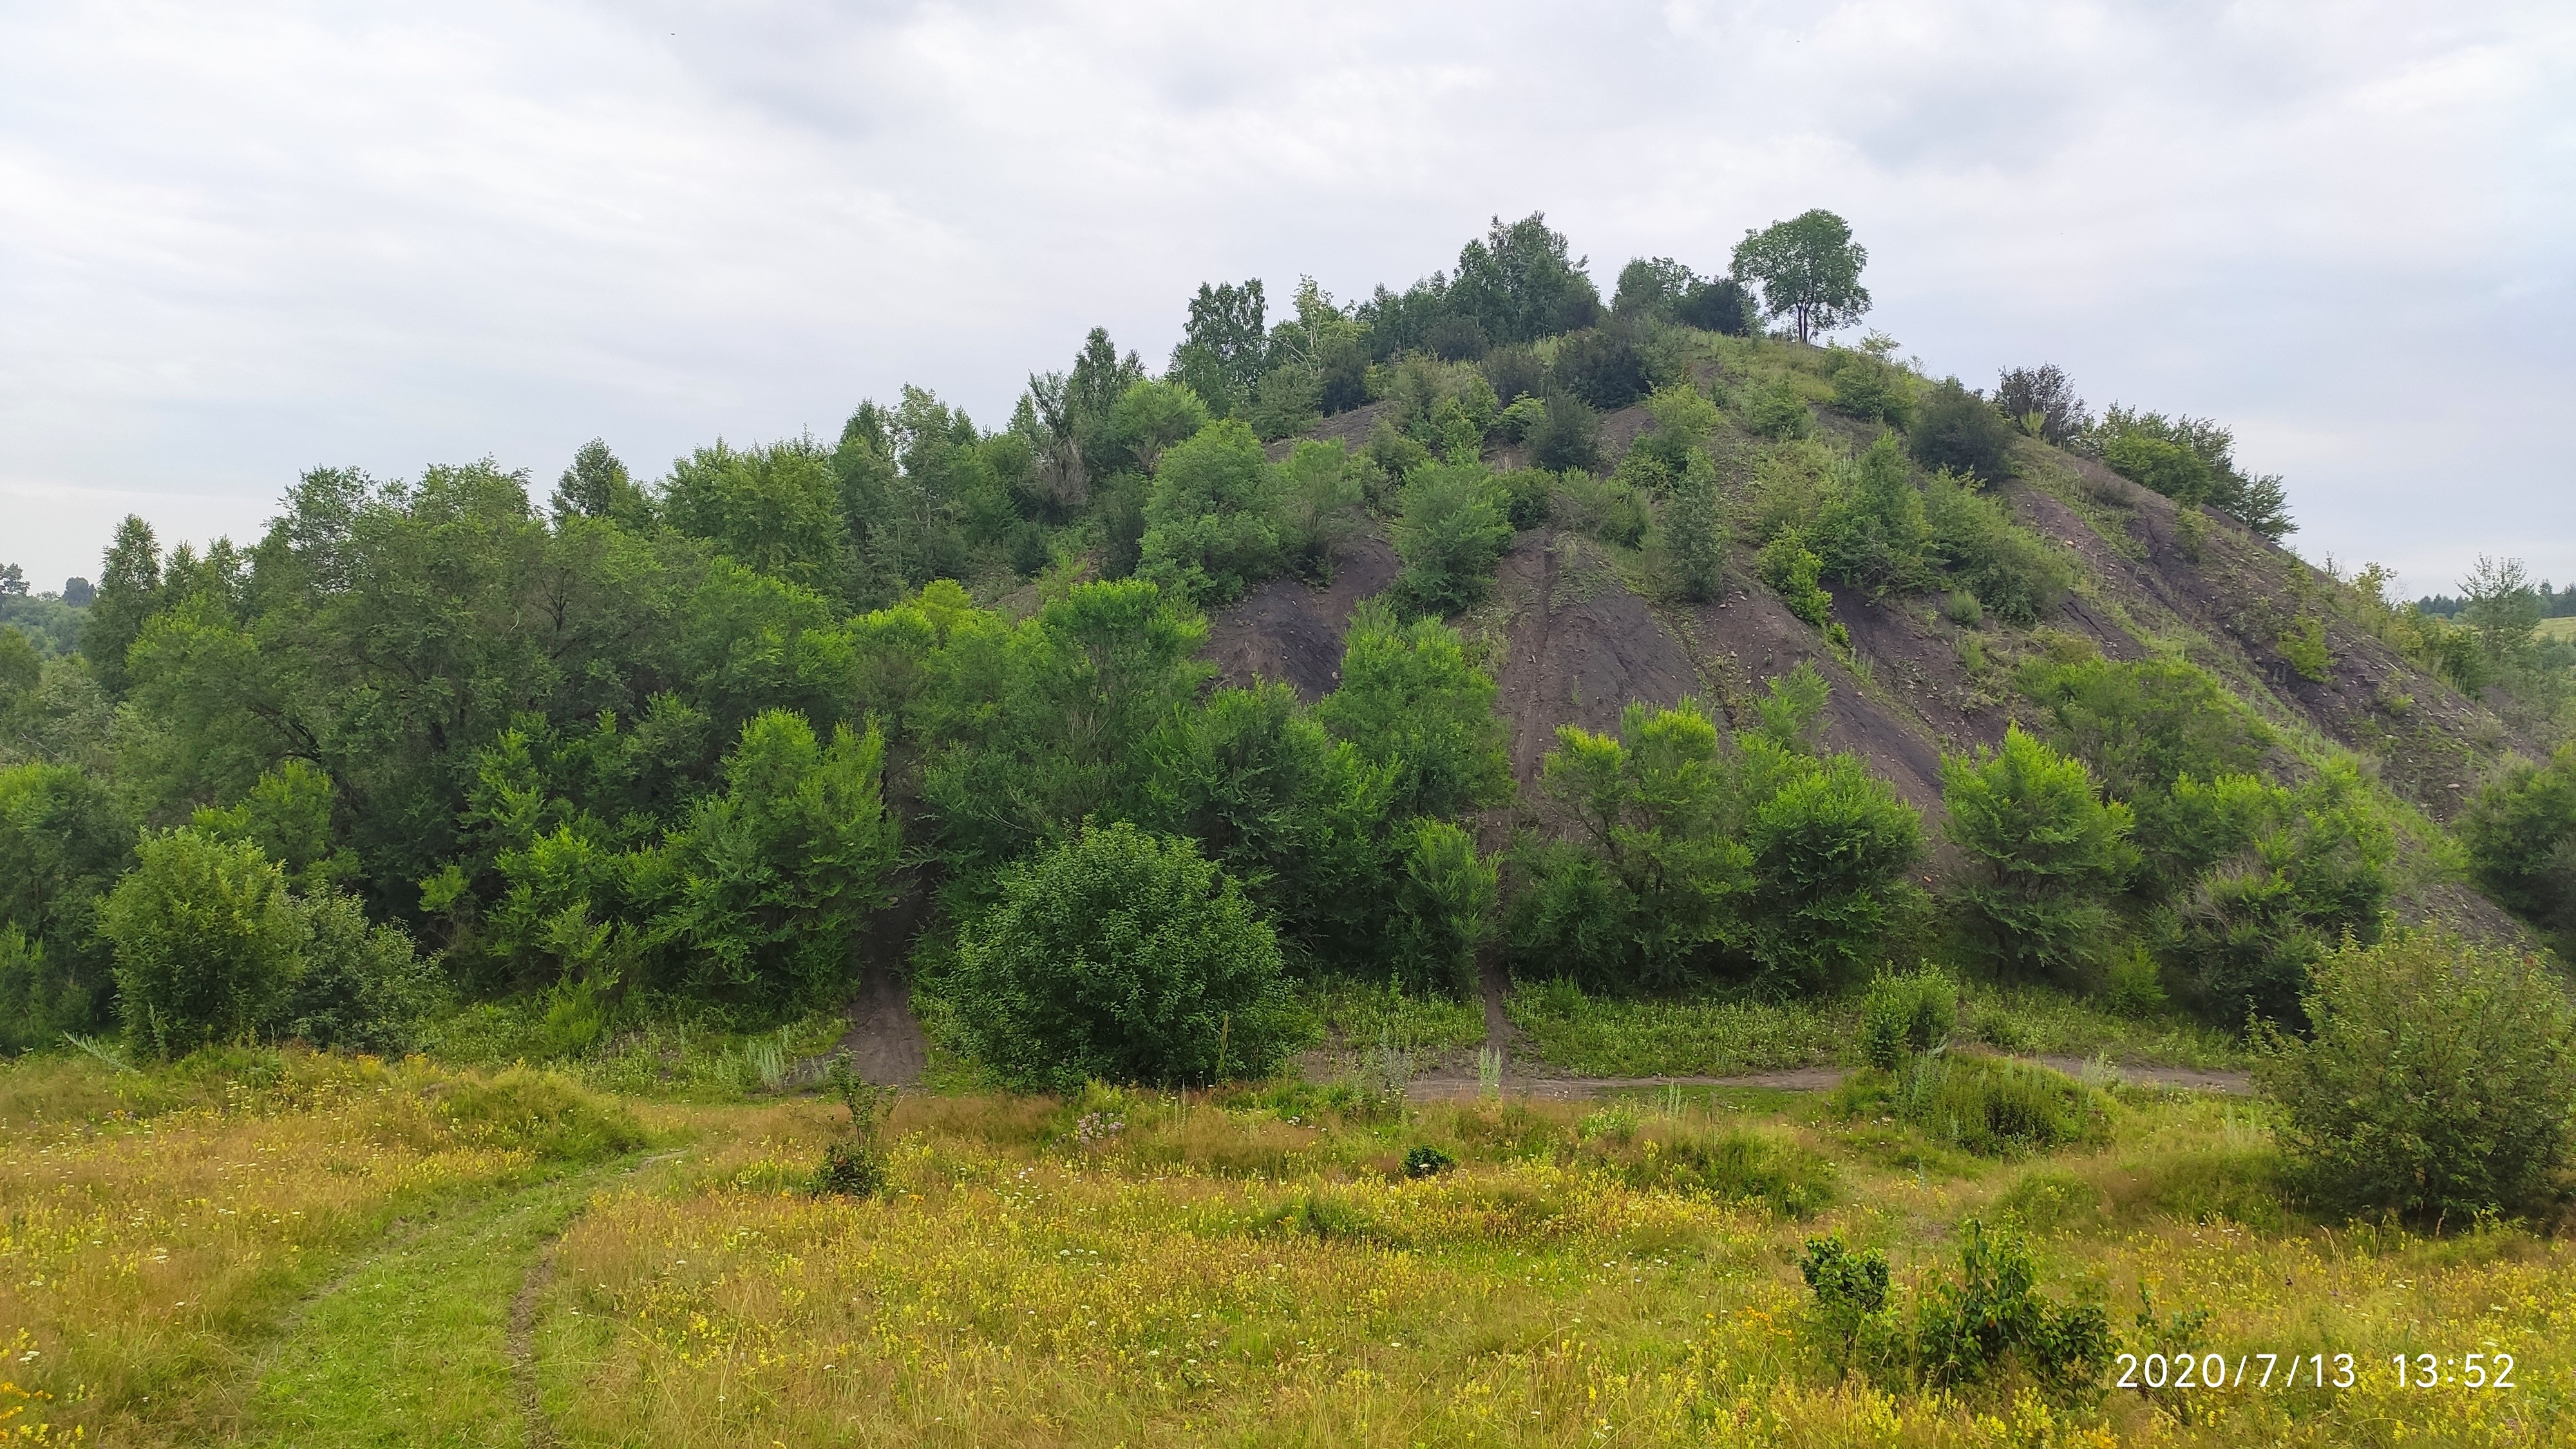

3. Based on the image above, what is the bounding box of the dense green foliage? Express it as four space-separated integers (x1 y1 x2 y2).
1943 727 2137 981
1800 1219 2112 1396
1859 965 1956 1070
1732 210 1871 343
2256 930 2576 1222
2459 743 2576 940
949 822 1296 1090
1509 679 1922 992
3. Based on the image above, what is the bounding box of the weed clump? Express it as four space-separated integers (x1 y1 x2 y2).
815 1061 895 1198
1836 1053 2108 1157
435 1066 648 1163
1798 1218 2112 1401
1402 1143 1455 1179
1859 965 1956 1070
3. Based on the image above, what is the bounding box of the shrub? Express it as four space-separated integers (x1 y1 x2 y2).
817 1065 895 1197
949 822 1298 1092
1402 1143 1455 1179
1942 727 2138 981
2254 929 2576 1222
102 830 305 1057
1675 277 1754 335
1553 328 1652 410
2459 743 2576 933
437 1067 649 1162
1909 381 2019 481
1741 754 1924 989
1424 314 1490 362
1741 377 1814 440
1859 966 1957 1070
1757 531 1833 627
1316 604 1513 821
1481 346 1546 407
1528 392 1600 471
1662 460 1726 601
0 761 131 1050
2278 614 2334 682
1828 354 1914 428
1922 471 2072 625
1275 439 1364 582
1488 467 1552 528
1911 1218 2112 1394
1390 462 1513 615
2102 432 2211 503
1557 469 1649 548
273 890 446 1054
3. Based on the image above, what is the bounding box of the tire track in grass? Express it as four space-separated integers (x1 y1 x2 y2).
236 1158 647 1448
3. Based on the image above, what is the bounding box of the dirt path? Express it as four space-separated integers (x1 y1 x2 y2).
235 1162 631 1447
835 958 927 1086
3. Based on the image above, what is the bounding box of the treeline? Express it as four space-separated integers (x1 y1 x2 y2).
9 208 2566 1084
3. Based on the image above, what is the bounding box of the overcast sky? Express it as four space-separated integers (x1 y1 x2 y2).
4 1 2571 599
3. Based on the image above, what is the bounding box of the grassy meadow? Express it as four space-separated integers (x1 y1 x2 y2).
3 1036 2570 1447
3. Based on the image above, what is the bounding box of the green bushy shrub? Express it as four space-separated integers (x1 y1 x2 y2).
2255 929 2576 1222
1909 381 2018 482
1852 1054 2110 1157
1799 1219 2112 1397
1390 461 1513 615
2459 744 2576 934
1923 471 2072 625
1402 1143 1456 1179
1137 419 1284 603
1557 469 1650 548
1942 727 2137 981
272 890 446 1054
1741 377 1814 440
1488 467 1553 528
1911 1218 2112 1393
1859 966 1957 1070
1553 328 1652 410
1759 531 1833 627
949 822 1298 1091
1529 392 1601 471
102 829 305 1058
437 1066 649 1162
1828 354 1914 428
1662 455 1726 602
1740 753 1924 989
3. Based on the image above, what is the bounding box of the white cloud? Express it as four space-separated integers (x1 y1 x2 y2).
1 0 2570 599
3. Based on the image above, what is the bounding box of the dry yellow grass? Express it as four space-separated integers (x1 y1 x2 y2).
7 1059 2571 1446
0 1051 641 1444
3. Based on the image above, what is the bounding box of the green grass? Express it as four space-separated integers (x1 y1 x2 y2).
416 999 847 1102
1296 978 1487 1056
2537 615 2576 641
241 1160 639 1447
1503 978 2247 1077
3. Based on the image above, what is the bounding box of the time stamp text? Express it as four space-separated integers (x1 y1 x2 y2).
2116 1352 2521 1391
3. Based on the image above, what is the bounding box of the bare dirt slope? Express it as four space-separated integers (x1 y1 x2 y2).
1202 529 1401 701
1197 393 2533 933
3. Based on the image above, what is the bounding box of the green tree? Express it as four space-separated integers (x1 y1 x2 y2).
661 439 853 599
1387 819 1499 996
1446 213 1602 344
1316 603 1513 822
1390 461 1513 615
1511 701 1748 989
102 830 305 1057
656 711 900 1003
1663 453 1726 602
1170 279 1270 412
1137 420 1283 604
0 761 133 1048
1731 211 1871 344
82 514 163 696
1943 727 2138 981
949 821 1296 1090
551 439 649 524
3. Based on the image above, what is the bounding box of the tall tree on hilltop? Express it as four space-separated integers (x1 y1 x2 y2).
1732 210 1871 344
